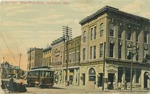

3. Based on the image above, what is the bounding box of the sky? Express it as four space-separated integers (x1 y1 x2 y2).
0 0 150 70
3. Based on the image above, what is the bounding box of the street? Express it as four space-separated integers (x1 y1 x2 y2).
3 84 150 94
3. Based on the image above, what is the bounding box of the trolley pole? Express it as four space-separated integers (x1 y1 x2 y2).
63 26 72 86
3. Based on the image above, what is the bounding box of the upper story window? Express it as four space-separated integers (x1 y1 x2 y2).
90 28 93 40
144 31 148 43
136 31 140 42
93 46 96 59
136 50 139 61
100 23 104 37
109 23 114 36
118 43 122 59
99 43 103 57
72 53 75 62
76 51 80 61
118 26 122 38
83 31 86 42
109 43 114 57
94 26 96 39
127 50 132 59
90 46 92 59
83 48 86 60
127 27 132 40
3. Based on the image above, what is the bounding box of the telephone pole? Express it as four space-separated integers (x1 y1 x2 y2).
63 25 72 86
19 53 22 69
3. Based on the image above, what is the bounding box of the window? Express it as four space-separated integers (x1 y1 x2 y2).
69 53 72 62
100 43 103 57
89 68 96 81
83 48 86 60
109 23 114 36
76 51 80 61
72 53 75 62
118 26 122 38
90 28 93 40
144 31 148 43
93 46 96 59
83 31 86 42
127 28 132 40
100 23 104 37
136 50 139 61
94 26 96 39
109 43 114 57
90 47 92 59
118 43 122 59
136 31 140 42
136 69 141 83
127 50 132 59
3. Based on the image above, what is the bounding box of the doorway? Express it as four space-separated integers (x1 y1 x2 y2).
82 74 85 85
144 72 149 88
98 73 103 87
108 73 115 89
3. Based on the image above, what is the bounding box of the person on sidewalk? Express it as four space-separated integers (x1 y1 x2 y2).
8 78 14 93
118 81 121 90
124 81 127 90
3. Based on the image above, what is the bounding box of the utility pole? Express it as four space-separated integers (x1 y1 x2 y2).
3 57 5 63
19 53 22 69
63 25 72 86
102 42 106 90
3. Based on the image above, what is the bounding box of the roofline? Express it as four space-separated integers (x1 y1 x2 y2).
79 5 150 25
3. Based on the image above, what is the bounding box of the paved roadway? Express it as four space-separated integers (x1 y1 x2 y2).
3 84 150 94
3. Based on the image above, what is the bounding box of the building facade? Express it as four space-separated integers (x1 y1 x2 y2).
42 46 52 66
79 6 150 89
27 47 43 70
51 36 65 84
1 62 23 79
62 36 81 86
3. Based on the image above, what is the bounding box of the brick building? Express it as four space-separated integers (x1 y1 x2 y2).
27 47 43 70
79 6 150 89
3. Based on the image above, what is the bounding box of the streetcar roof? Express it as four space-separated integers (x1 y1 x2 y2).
29 68 54 72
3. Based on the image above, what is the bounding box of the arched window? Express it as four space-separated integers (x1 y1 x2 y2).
109 23 114 36
83 31 86 42
89 68 96 81
100 23 104 37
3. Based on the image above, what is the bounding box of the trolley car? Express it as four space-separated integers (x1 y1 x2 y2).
27 66 54 87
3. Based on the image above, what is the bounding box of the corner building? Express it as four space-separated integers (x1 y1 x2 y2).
79 6 150 89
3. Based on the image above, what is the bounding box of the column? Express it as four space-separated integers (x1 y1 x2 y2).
67 69 70 82
122 24 126 60
115 24 118 59
141 70 144 89
139 29 144 62
132 69 136 86
104 64 108 90
63 69 66 84
114 72 118 89
73 69 77 85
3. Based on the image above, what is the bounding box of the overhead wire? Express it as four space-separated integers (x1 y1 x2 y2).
0 33 17 64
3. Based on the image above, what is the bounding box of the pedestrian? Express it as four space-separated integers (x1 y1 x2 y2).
118 81 121 90
8 78 14 93
0 77 4 94
124 81 127 90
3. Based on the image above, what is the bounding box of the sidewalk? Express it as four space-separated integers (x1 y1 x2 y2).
54 84 150 92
